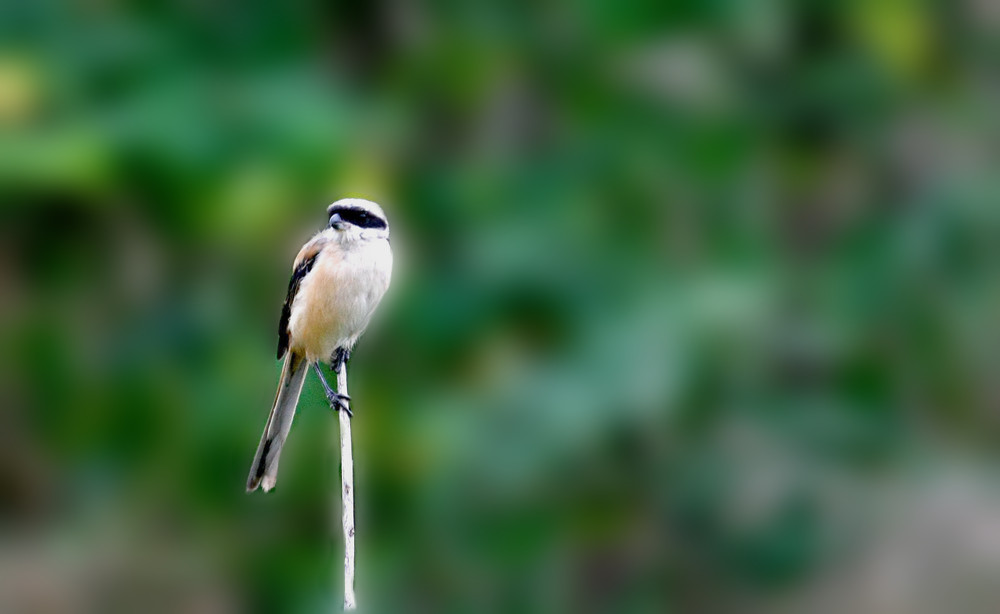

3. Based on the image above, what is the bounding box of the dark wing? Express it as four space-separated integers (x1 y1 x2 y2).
277 250 320 359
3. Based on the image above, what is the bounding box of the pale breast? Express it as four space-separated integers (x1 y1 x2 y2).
287 237 392 361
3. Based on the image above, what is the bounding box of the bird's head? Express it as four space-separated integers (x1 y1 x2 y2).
326 198 389 239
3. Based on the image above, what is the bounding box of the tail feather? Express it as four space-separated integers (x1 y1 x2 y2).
247 351 309 492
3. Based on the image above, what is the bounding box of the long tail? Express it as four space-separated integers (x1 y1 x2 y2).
247 351 309 492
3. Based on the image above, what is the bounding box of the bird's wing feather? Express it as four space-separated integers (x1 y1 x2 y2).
277 238 325 359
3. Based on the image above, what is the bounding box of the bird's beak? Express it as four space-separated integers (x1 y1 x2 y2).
329 212 344 229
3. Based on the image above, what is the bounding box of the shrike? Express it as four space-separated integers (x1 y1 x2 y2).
247 198 393 493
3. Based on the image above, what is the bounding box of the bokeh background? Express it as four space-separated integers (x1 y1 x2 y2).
2 1 1000 612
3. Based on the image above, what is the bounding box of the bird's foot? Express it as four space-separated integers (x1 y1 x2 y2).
325 390 353 417
312 361 353 417
330 347 351 374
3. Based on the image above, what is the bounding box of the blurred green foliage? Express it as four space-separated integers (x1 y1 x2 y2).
2 1 1000 613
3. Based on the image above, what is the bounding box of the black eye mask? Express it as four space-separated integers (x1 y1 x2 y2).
328 207 387 230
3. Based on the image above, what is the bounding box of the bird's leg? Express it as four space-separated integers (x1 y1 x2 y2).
330 347 352 374
313 362 352 417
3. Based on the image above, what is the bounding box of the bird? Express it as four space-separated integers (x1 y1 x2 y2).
247 198 393 493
